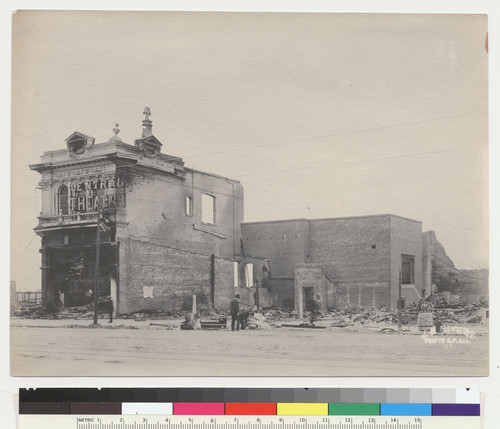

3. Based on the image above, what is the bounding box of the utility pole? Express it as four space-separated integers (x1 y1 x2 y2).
93 198 101 325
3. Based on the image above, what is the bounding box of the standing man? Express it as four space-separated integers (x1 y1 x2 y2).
230 294 241 331
108 296 114 323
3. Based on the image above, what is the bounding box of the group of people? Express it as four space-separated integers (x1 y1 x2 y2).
229 294 250 331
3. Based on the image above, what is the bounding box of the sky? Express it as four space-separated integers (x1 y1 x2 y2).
10 11 489 292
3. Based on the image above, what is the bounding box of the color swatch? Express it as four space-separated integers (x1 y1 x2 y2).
18 388 480 416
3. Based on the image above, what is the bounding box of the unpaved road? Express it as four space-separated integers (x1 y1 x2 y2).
10 319 488 376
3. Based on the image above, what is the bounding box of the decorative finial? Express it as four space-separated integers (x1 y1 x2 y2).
109 122 122 142
142 107 153 137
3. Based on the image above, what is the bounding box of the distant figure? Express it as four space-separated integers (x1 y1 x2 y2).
261 265 271 290
108 297 114 323
100 295 114 323
230 294 241 331
253 280 260 308
310 293 323 325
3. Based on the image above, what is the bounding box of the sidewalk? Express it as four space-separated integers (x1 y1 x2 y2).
10 317 183 330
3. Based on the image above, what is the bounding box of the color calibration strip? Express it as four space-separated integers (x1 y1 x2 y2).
19 388 480 417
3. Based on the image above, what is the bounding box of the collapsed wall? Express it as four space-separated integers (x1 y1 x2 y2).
423 231 488 304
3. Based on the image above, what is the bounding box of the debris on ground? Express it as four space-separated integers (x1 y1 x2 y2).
66 324 139 330
180 313 201 330
12 298 487 331
200 317 227 330
281 323 326 329
379 327 398 334
149 322 179 330
246 312 272 330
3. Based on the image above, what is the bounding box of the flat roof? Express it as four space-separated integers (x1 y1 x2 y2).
242 213 421 226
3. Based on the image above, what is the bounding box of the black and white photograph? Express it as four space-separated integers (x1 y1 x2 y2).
9 10 489 376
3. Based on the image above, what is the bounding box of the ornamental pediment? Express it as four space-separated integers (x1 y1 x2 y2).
134 135 162 158
65 131 95 156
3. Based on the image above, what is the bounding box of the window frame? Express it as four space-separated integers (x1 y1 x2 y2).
201 193 216 225
401 254 415 285
185 196 193 217
57 184 69 215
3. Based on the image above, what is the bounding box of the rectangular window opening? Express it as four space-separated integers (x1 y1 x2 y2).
401 254 415 285
185 196 193 216
201 194 215 224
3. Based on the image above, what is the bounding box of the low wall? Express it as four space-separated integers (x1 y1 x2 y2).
119 238 234 314
334 282 390 308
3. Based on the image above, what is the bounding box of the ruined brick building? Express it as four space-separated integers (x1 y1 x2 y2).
31 110 485 315
30 111 244 315
241 215 423 311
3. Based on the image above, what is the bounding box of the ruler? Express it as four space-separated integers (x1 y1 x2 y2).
19 415 480 429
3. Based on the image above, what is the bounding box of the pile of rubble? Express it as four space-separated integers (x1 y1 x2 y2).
122 307 228 321
326 307 398 326
247 313 273 330
12 298 115 320
324 301 486 327
12 305 54 319
13 297 487 329
433 304 486 325
260 306 298 321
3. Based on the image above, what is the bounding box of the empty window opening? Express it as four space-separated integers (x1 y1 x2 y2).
185 196 193 216
58 185 69 215
201 194 215 224
401 255 415 285
245 263 254 287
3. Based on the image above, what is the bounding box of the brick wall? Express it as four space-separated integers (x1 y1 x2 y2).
117 238 233 314
309 216 392 282
241 220 309 275
334 282 390 308
268 278 295 309
294 264 333 311
238 215 423 309
214 257 235 310
389 216 423 308
124 168 242 260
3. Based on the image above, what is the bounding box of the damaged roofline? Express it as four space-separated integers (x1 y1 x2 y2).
184 166 241 184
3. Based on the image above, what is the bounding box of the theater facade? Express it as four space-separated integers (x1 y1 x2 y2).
30 111 244 315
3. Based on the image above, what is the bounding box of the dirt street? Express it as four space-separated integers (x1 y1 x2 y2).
10 319 488 377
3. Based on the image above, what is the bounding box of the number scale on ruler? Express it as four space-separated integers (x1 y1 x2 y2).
20 415 479 429
77 418 422 429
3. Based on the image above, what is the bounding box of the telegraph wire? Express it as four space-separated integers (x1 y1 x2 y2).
184 110 486 159
238 145 477 178
24 233 39 250
15 145 479 197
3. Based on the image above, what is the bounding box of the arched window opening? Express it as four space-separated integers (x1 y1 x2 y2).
58 185 69 215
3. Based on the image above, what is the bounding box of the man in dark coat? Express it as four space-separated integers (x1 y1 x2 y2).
230 294 241 331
